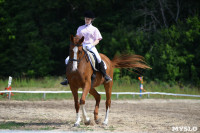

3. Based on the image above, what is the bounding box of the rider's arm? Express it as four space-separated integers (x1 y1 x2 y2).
92 39 100 46
93 28 102 46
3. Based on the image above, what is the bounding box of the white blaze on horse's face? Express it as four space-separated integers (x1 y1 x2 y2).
72 46 78 71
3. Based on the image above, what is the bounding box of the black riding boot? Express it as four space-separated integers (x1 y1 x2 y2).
98 61 112 83
60 65 69 86
60 78 68 85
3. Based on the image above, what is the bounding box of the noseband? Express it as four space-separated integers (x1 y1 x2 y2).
69 43 86 63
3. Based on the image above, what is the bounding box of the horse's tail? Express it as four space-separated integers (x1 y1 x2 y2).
111 54 151 71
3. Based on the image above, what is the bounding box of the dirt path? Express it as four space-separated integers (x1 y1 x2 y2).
0 99 200 132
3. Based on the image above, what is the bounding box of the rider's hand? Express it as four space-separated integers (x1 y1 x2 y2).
86 44 95 50
86 45 91 50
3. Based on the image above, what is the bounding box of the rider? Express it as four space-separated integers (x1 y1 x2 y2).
61 11 112 85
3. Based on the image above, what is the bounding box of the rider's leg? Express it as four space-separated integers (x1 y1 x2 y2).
60 56 69 85
89 47 112 83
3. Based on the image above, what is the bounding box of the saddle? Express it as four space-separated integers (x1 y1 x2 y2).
83 48 108 88
83 48 107 71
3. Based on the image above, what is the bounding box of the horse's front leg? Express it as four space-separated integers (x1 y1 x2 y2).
103 82 113 125
71 88 81 127
80 82 91 125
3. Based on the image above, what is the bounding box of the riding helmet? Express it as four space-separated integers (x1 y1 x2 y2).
84 11 95 18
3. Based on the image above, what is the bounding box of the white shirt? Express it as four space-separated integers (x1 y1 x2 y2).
76 24 102 44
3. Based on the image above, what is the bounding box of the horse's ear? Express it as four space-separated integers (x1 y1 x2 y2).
70 35 74 43
79 36 84 44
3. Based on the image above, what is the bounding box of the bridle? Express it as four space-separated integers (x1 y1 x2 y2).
69 43 87 63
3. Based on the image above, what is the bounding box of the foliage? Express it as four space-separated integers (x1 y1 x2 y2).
146 16 200 86
0 0 200 87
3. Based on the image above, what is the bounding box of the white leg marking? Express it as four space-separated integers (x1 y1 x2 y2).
74 113 81 125
81 105 90 123
72 46 78 71
103 108 109 125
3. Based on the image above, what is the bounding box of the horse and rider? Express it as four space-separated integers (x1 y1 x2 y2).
60 11 150 127
61 11 112 86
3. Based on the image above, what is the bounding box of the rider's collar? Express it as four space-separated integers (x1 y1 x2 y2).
85 23 92 27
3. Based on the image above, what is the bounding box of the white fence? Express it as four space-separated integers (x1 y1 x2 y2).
1 90 200 100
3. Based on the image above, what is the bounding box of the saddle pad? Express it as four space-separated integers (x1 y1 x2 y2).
84 48 107 71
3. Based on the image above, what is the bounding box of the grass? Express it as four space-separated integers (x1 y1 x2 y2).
103 125 116 131
0 122 25 129
0 76 65 90
39 127 56 130
78 125 94 131
0 76 200 100
0 121 56 130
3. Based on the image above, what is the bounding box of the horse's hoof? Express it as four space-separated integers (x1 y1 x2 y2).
95 118 101 124
102 122 108 126
84 119 91 125
73 123 80 127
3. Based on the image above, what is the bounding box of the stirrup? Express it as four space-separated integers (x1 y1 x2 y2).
60 79 68 86
104 75 112 83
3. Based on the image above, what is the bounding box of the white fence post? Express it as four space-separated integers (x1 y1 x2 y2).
43 93 46 100
8 92 11 100
8 76 12 87
116 94 119 99
7 76 12 100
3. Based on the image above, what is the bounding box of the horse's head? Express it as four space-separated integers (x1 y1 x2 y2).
69 35 85 71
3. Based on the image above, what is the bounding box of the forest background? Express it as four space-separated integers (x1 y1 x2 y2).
0 0 200 88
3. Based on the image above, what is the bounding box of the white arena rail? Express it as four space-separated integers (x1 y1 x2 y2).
0 90 200 100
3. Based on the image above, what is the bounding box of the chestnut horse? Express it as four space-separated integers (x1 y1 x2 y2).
66 35 150 126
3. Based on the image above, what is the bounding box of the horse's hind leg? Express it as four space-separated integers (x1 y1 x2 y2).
89 88 101 124
103 82 113 125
